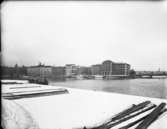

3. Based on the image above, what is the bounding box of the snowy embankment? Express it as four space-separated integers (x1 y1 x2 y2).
2 79 29 84
1 80 167 129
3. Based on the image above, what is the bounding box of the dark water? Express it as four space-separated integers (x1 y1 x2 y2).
49 78 167 99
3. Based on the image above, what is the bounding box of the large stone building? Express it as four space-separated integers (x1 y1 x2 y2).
101 60 113 76
101 60 130 77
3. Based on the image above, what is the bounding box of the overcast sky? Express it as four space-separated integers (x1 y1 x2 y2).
1 1 167 71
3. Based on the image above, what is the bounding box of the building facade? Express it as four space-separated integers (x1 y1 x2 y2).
101 60 130 77
65 64 78 77
101 60 113 76
112 63 130 76
78 66 92 75
27 66 65 79
52 67 65 79
27 60 130 79
91 64 102 75
27 66 52 79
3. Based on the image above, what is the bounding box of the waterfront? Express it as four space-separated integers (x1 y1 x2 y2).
50 78 167 99
2 81 167 129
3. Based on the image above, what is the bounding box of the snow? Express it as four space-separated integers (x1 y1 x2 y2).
1 80 167 129
1 79 29 84
1 99 39 129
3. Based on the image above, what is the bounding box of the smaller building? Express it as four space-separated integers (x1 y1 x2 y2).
27 66 66 80
52 67 65 79
91 64 102 75
65 64 78 77
27 66 52 79
78 66 92 75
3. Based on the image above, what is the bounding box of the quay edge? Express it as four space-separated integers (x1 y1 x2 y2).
1 80 167 129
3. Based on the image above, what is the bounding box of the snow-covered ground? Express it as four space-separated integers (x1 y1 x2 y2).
1 80 167 129
1 79 29 84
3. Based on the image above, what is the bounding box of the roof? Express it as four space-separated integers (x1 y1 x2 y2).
28 66 52 68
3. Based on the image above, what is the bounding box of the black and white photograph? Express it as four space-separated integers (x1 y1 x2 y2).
1 0 167 129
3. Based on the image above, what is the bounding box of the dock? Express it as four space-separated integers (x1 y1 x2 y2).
1 80 167 129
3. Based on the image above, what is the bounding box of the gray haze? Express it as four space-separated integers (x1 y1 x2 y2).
1 1 167 71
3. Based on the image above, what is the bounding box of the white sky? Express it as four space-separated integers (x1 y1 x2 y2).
1 1 167 71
